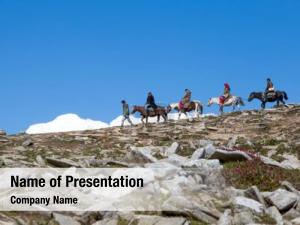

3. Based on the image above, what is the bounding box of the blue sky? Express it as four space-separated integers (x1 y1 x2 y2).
0 0 299 134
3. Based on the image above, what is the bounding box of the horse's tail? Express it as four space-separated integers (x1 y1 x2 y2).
238 97 245 106
193 100 203 114
199 104 203 114
283 91 288 100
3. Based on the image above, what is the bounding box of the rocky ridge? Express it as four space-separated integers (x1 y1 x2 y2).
0 105 300 225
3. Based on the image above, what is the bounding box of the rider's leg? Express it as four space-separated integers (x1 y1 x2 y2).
141 116 145 124
220 105 224 114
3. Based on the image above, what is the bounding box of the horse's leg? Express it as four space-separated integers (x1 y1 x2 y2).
232 105 236 112
178 111 181 120
220 105 223 114
184 112 189 120
195 104 200 118
162 114 167 122
141 116 145 124
157 115 160 123
261 102 266 109
278 96 285 106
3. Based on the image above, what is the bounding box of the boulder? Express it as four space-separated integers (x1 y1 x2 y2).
92 219 118 225
232 211 254 225
260 156 285 168
266 206 284 225
184 158 221 170
191 148 205 160
144 161 179 179
284 209 300 221
198 139 213 147
14 146 26 151
266 189 299 212
280 154 300 170
22 139 33 147
291 217 300 225
261 156 300 170
217 209 232 225
208 149 252 162
162 154 188 167
203 144 216 157
0 213 17 225
164 142 179 156
134 215 187 225
245 186 267 209
46 157 80 168
53 213 81 225
36 155 46 166
281 181 300 197
296 203 300 213
191 209 219 224
126 147 157 163
162 196 220 224
233 196 264 214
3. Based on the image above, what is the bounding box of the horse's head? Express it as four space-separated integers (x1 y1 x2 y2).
207 98 213 107
248 92 255 102
131 105 138 114
166 105 172 113
169 103 179 111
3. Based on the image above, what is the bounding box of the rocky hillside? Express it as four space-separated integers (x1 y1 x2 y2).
0 105 300 225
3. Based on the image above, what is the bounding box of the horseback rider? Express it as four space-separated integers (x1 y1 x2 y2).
145 92 157 113
264 78 275 101
180 89 192 109
220 83 231 105
121 100 134 127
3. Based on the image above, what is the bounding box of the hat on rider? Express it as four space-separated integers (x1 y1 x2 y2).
267 78 271 81
121 100 126 104
224 83 230 89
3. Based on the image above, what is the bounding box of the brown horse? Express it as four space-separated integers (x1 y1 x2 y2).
131 105 171 124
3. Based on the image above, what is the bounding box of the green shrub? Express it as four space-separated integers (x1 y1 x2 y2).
223 160 300 191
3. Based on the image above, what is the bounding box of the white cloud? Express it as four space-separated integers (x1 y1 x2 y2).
26 114 109 134
26 112 216 134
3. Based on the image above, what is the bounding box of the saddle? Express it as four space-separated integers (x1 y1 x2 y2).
266 91 276 99
179 101 191 110
220 96 232 104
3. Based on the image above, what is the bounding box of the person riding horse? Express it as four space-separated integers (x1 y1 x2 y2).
220 83 231 105
180 89 192 109
145 92 157 114
264 78 275 101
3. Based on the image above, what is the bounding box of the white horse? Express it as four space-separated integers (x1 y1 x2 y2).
207 96 245 114
169 100 203 119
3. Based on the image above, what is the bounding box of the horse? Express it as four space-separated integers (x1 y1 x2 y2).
248 91 288 109
131 105 171 124
207 96 245 114
169 100 203 119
